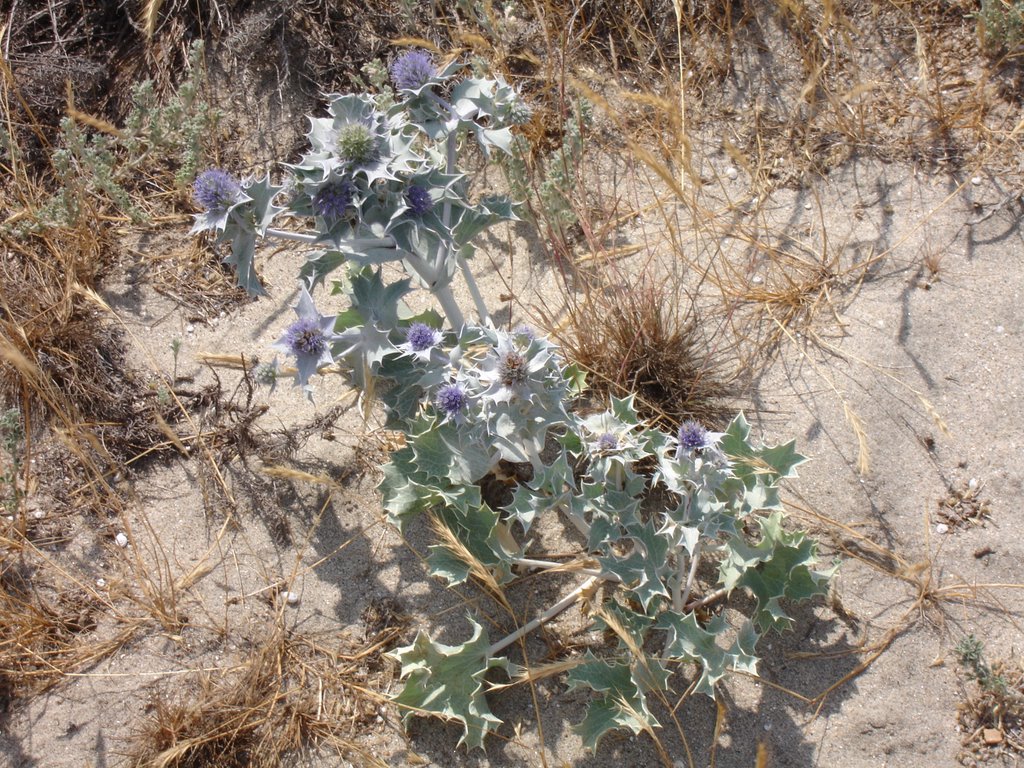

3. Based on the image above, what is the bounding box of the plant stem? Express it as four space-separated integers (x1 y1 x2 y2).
432 282 465 330
672 551 686 612
458 255 491 323
679 539 702 610
685 586 729 612
489 575 599 656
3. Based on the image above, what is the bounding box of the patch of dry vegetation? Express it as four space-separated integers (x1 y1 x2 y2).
125 619 398 768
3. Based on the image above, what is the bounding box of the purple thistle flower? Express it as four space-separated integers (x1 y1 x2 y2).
272 288 337 398
406 322 440 352
512 324 535 341
284 317 329 356
677 420 709 453
193 168 241 211
391 50 435 91
405 185 433 216
596 433 618 452
435 384 468 417
313 181 353 220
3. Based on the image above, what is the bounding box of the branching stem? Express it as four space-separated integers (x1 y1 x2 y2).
489 576 599 656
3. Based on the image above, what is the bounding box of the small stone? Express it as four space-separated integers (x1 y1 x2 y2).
115 532 129 547
983 728 1003 745
936 523 949 535
969 478 978 490
96 578 106 588
752 275 764 284
284 591 300 606
726 166 739 180
186 324 195 334
804 202 813 210
971 176 982 186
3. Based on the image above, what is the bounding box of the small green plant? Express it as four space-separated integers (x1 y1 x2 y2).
954 633 1024 757
190 49 836 752
956 634 1009 698
505 98 590 237
0 408 24 515
977 0 1024 55
24 40 219 232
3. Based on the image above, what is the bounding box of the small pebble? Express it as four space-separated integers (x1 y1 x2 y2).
995 325 1004 334
936 523 949 535
983 728 1003 745
115 532 129 547
971 176 982 186
804 202 813 210
96 578 106 588
969 478 978 490
284 591 300 606
186 324 195 334
726 166 739 180
752 275 764 284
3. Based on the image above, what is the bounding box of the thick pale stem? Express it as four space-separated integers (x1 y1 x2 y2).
437 131 457 274
458 255 491 324
432 283 465 330
679 539 703 610
672 551 687 612
489 576 599 656
557 501 590 539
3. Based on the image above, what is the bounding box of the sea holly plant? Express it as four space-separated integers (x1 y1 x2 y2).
190 49 837 752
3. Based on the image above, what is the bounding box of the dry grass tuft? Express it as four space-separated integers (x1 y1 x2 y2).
551 270 734 429
125 620 396 768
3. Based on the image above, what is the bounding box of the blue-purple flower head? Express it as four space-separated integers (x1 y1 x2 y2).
405 185 433 217
194 169 242 211
272 288 337 398
677 420 709 452
313 181 353 220
391 50 435 91
435 383 468 417
512 325 535 342
284 317 329 356
406 322 441 352
596 433 619 452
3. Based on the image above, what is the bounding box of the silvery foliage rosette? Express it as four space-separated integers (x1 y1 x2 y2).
191 51 836 753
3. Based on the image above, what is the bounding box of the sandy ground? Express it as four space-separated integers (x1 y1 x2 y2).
7 151 1022 768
